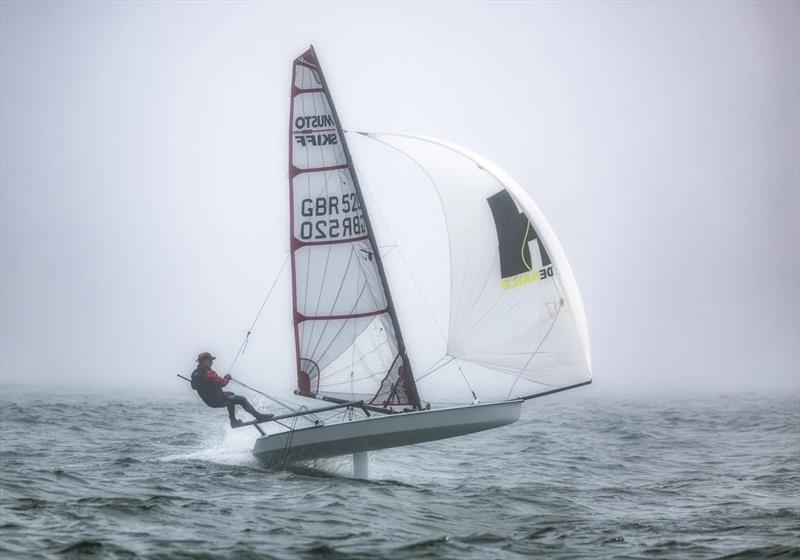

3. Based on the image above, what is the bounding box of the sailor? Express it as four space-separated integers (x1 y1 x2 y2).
190 352 273 427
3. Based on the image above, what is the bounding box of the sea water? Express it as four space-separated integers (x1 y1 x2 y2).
1 385 798 559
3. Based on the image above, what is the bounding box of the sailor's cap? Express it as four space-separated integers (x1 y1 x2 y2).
197 352 216 362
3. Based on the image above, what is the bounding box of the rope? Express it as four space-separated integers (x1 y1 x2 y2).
226 254 290 376
217 253 325 424
521 221 532 272
414 354 455 383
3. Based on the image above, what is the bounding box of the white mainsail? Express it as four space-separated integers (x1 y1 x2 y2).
288 48 421 409
354 133 592 400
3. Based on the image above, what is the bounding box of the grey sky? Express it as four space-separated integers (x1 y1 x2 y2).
1 1 798 396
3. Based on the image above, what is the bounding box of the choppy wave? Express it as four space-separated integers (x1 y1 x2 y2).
1 386 798 559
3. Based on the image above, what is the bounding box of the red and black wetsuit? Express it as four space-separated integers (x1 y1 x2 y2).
191 366 230 408
191 365 270 423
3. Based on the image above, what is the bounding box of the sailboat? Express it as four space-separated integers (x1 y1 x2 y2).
241 46 592 474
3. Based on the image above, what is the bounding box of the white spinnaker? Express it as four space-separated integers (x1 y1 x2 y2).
360 133 591 398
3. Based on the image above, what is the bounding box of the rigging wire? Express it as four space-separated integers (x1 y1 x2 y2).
414 354 454 383
350 150 449 345
410 354 477 402
225 253 290 376
220 253 322 424
455 361 478 402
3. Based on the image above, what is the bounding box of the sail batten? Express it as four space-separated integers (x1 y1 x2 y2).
288 48 421 410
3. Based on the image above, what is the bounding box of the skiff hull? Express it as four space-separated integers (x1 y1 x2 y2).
251 400 523 465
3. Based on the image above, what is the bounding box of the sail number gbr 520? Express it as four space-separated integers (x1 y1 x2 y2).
298 194 367 241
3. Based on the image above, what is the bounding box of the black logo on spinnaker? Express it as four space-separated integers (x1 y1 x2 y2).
487 190 551 280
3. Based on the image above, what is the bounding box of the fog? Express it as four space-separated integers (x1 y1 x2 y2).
1 1 798 397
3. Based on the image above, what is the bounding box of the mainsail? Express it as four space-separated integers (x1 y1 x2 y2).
288 47 421 410
354 133 592 401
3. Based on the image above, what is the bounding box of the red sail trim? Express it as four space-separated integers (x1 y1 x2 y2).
369 353 413 406
292 234 369 249
298 48 319 66
295 59 320 73
289 59 303 392
290 163 348 178
298 358 320 394
297 308 388 323
292 86 325 95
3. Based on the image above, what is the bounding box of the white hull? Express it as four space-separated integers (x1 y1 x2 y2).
251 400 522 465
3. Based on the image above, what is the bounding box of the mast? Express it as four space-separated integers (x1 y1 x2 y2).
307 46 422 410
